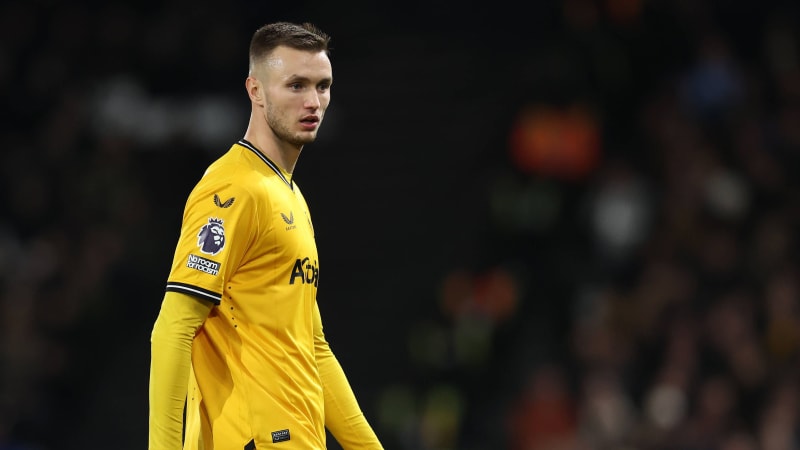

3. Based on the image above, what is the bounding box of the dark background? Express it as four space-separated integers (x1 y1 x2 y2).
2 0 800 449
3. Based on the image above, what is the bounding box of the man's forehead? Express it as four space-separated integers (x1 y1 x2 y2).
263 47 330 70
266 55 284 69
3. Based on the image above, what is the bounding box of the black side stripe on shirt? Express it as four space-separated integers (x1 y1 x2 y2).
244 439 256 450
237 139 293 190
166 282 221 305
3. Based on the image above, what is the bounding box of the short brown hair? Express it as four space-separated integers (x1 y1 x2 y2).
249 22 331 73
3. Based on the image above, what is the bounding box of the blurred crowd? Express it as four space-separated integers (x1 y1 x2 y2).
0 1 248 448
2 0 800 449
373 1 800 450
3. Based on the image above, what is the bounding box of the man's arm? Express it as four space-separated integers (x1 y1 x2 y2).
149 291 213 450
313 301 383 450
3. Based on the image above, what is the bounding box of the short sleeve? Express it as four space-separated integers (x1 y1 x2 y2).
165 175 258 305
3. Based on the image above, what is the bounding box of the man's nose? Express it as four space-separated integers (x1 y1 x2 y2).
305 92 321 109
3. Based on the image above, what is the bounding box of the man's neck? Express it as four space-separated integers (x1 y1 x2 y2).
243 129 301 175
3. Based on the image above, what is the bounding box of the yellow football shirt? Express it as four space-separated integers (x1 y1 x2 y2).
166 140 325 449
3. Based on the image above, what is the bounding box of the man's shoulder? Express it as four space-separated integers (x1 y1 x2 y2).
203 147 261 182
194 153 290 205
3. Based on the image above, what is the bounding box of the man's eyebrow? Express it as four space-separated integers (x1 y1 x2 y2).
286 74 332 84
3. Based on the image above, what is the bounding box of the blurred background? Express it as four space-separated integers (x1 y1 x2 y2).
2 0 800 448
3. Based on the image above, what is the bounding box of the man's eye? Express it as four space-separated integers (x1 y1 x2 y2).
290 83 303 90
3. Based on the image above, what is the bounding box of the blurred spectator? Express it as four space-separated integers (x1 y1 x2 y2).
506 364 580 450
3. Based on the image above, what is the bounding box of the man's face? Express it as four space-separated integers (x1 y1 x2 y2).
259 46 332 147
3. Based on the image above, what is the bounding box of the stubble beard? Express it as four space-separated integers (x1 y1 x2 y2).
266 104 318 147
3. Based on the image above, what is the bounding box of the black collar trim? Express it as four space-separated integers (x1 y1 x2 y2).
236 139 293 190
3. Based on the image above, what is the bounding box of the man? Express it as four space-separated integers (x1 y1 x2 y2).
149 22 383 450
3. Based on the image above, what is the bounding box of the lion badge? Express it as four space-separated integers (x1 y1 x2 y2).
197 218 226 255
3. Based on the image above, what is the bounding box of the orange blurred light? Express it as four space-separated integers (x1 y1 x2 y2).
509 104 601 181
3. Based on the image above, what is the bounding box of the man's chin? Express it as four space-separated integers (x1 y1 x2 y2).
293 133 318 145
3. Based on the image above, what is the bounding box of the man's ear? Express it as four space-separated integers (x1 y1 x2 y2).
246 76 263 105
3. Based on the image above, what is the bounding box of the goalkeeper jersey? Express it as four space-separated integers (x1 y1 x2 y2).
165 139 325 449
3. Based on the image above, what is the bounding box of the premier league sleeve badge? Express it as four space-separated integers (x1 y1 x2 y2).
197 218 226 255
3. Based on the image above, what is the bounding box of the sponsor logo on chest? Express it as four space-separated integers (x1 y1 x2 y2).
289 257 318 287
